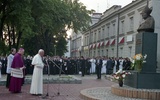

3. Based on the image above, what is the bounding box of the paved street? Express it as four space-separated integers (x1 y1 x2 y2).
0 75 143 100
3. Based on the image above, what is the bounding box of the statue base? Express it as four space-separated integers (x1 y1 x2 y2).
124 71 160 89
135 32 157 73
125 32 160 89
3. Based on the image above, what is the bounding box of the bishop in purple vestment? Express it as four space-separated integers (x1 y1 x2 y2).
9 48 25 93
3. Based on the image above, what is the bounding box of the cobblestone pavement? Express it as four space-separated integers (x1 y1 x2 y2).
81 87 144 100
0 75 144 100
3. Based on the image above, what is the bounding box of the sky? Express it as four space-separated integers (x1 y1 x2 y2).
79 0 133 13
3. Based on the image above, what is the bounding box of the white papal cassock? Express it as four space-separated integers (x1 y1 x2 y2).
30 54 44 95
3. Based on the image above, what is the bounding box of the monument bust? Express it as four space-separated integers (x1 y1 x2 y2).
137 3 155 33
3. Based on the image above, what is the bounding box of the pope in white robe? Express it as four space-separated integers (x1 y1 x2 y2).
30 49 44 95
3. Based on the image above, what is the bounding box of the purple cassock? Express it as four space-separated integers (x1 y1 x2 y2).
9 53 24 93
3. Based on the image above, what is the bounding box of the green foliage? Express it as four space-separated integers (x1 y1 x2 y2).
0 40 8 55
0 0 92 55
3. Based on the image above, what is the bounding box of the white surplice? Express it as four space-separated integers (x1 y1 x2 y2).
30 54 44 95
119 59 123 71
113 60 117 73
90 59 96 73
101 60 107 74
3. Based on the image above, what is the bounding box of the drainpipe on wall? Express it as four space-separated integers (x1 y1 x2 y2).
89 27 91 57
116 11 120 58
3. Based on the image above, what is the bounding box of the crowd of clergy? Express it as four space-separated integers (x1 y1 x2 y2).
0 48 133 95
0 54 132 78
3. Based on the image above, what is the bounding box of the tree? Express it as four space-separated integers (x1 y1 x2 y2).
0 0 33 50
0 0 93 55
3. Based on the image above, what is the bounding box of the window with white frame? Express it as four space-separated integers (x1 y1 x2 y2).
90 51 92 57
102 28 105 40
80 39 81 46
129 46 132 57
94 32 96 42
92 32 93 43
107 26 110 37
98 30 101 40
98 50 100 56
130 17 134 31
77 39 79 47
120 47 123 57
112 23 115 36
85 37 86 46
90 32 92 43
121 20 124 34
74 40 76 49
101 50 103 56
112 48 114 57
106 49 108 57
87 35 89 45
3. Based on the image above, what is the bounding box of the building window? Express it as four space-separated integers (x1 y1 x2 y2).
121 21 124 34
101 50 103 56
106 49 108 57
85 37 87 46
98 50 100 56
90 51 92 57
102 28 104 40
92 33 94 42
120 47 123 57
90 33 92 43
80 39 81 46
94 51 96 56
130 17 134 31
99 30 101 41
87 36 89 45
112 48 114 57
129 46 132 57
94 32 96 42
107 26 110 37
75 40 76 49
112 24 115 36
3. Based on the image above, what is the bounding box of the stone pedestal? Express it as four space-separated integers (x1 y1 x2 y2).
124 71 160 89
135 32 157 73
124 32 160 89
152 0 160 73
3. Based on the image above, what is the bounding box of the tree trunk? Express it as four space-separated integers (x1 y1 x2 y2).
0 0 8 40
0 16 6 40
16 31 22 50
7 25 11 50
12 26 16 47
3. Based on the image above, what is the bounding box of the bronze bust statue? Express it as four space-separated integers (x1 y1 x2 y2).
137 1 155 33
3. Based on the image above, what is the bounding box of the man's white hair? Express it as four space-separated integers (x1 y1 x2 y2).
38 49 44 54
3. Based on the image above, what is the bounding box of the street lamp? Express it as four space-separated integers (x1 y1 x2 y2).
53 35 56 38
54 40 58 56
54 45 56 56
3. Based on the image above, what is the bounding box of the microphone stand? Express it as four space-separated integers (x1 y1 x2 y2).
49 59 68 96
49 58 65 74
42 59 50 99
